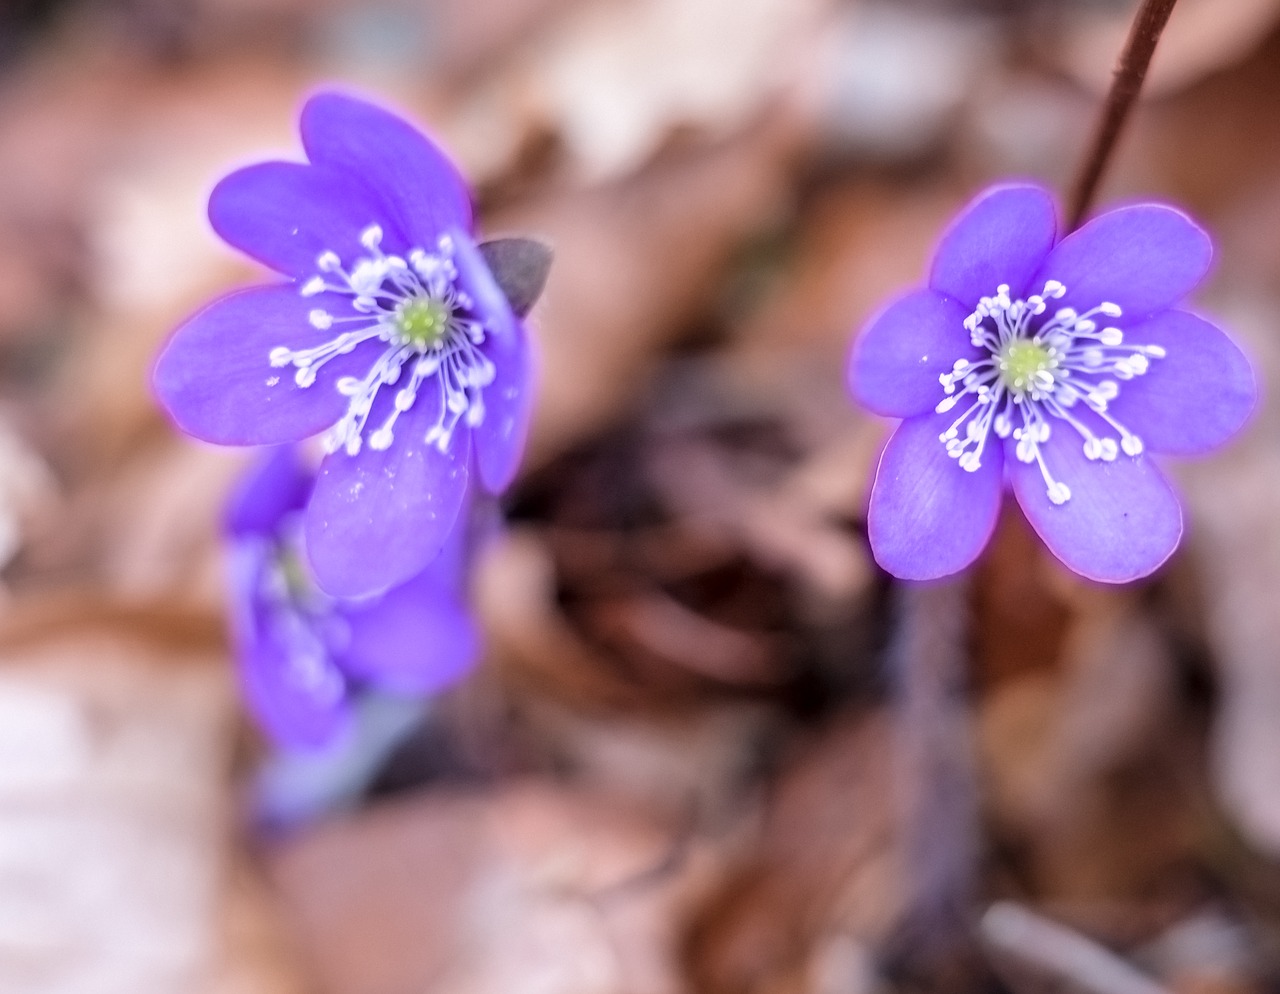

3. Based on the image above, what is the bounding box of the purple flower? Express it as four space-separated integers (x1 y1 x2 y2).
848 183 1256 583
153 92 534 598
225 446 478 751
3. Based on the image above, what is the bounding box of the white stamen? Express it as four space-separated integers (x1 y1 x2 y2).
277 224 496 456
937 279 1161 503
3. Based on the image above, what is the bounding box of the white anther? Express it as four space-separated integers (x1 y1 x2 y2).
939 279 1170 505
350 260 385 296
283 228 499 459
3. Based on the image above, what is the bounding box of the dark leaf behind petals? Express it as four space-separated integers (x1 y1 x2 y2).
479 237 553 317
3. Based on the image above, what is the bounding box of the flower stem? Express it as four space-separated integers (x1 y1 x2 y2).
1065 0 1180 230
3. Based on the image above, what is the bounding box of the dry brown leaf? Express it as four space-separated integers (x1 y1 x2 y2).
0 608 257 993
267 783 709 994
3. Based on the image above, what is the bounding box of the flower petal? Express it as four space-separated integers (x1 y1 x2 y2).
224 446 312 537
452 231 535 492
299 92 472 248
209 161 399 279
474 324 534 493
1031 204 1212 319
849 288 976 419
237 634 351 751
929 184 1058 304
227 542 351 750
339 571 478 696
153 285 377 446
304 386 471 599
1008 429 1182 583
868 408 1005 581
1104 310 1257 455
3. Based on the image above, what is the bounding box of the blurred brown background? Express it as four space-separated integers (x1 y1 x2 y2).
2 0 1280 991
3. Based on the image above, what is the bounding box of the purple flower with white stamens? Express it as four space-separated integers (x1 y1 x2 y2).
153 92 535 598
226 446 478 751
848 183 1256 583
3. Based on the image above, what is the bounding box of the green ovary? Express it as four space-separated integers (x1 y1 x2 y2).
395 298 451 348
999 340 1054 394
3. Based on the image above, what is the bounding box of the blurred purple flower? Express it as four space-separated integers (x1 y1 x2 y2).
848 183 1256 583
154 92 534 597
225 446 478 751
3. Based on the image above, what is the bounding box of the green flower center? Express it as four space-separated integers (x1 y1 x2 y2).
394 297 451 348
999 340 1055 395
277 546 316 601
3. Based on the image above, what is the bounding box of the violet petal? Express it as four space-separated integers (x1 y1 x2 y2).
849 288 977 419
338 573 478 696
929 184 1058 304
1031 204 1212 320
303 387 471 599
1009 429 1183 583
452 231 534 491
868 408 1005 581
209 161 401 279
1103 309 1256 455
299 92 473 248
153 286 376 445
227 542 351 750
224 446 312 538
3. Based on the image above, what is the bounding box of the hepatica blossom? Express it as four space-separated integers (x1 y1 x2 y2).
154 92 534 598
226 447 477 750
849 184 1256 583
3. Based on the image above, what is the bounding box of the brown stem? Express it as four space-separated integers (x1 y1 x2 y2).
1066 0 1180 229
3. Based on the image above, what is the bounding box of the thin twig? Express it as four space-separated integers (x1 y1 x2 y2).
981 902 1172 994
1066 0 1180 229
890 581 978 961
